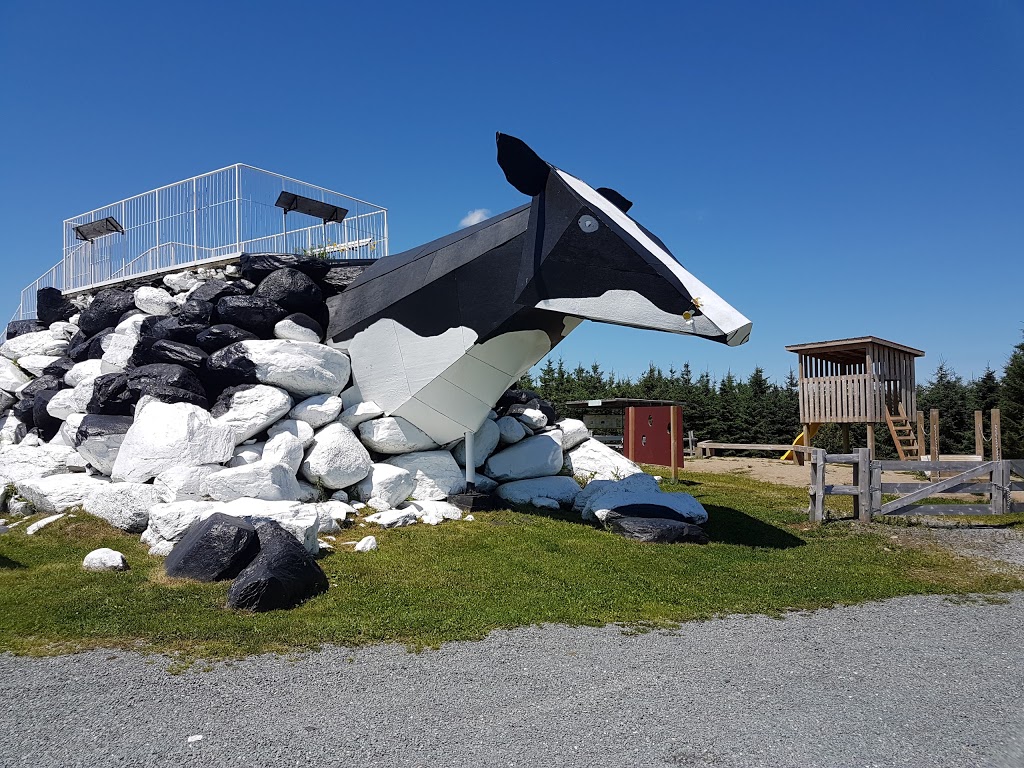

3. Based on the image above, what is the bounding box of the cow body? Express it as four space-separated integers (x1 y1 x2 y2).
327 135 751 444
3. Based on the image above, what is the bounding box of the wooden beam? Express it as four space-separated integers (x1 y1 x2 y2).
916 410 925 457
992 409 1002 462
975 410 984 460
930 409 940 464
880 462 995 515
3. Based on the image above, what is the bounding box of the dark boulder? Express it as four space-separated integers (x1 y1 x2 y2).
238 252 331 284
320 263 372 296
31 390 63 441
506 397 558 425
140 317 207 345
36 287 76 326
177 298 214 325
20 375 62 400
5 319 45 339
194 324 259 354
129 338 208 370
606 515 709 544
275 312 323 341
226 521 328 611
87 374 134 416
11 398 35 427
204 342 260 390
68 327 115 362
74 414 134 473
77 289 135 337
215 296 287 338
496 388 542 413
165 513 260 582
125 364 208 408
253 268 323 314
41 357 75 380
189 279 248 305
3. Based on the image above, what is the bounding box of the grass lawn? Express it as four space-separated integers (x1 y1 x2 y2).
0 470 1020 661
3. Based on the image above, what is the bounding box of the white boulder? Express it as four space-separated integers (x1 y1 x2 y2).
153 464 222 502
354 535 378 552
84 482 162 532
452 419 501 468
309 500 353 534
384 450 465 500
517 408 548 429
16 354 61 377
556 418 590 451
496 476 582 507
134 286 176 315
201 462 302 502
290 394 344 429
1 330 68 361
228 443 264 467
300 422 372 490
401 499 463 525
44 389 80 421
145 500 220 542
0 358 32 393
274 317 319 343
563 438 643 482
363 508 418 528
100 333 136 371
353 463 416 510
25 513 66 535
83 548 129 572
483 432 564 482
337 401 384 430
262 431 305 473
267 418 314 448
225 340 350 397
358 417 438 454
64 359 106 387
111 401 236 483
495 416 528 445
582 487 708 525
573 473 661 515
213 385 292 442
16 474 109 515
163 271 200 293
0 443 75 482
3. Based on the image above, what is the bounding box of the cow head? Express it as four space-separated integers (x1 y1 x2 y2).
497 133 751 347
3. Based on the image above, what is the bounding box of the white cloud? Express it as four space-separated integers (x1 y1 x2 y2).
459 208 491 228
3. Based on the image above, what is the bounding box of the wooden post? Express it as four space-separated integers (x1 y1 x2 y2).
992 408 1002 462
809 448 825 523
975 410 984 460
799 422 812 467
856 447 872 522
866 423 876 460
841 423 851 453
991 409 1005 515
869 461 882 519
916 410 925 457
625 407 636 462
930 409 940 463
669 405 681 482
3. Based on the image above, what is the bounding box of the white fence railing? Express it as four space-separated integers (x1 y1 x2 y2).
10 164 387 324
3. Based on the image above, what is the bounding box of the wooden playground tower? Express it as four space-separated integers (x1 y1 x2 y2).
785 336 926 459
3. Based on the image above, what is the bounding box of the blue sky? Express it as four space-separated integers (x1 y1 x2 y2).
1 1 1021 386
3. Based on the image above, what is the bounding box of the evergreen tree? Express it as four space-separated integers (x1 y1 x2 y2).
917 361 974 454
971 366 1001 413
1000 334 1024 459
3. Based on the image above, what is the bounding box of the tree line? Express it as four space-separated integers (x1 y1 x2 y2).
519 334 1024 459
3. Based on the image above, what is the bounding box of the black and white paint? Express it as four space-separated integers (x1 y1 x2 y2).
327 133 752 444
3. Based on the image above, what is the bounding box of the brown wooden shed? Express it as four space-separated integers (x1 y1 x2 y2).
785 336 925 458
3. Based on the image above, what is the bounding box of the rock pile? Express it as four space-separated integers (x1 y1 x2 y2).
0 254 710 609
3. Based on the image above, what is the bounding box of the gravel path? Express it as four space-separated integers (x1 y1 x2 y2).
2 593 1023 768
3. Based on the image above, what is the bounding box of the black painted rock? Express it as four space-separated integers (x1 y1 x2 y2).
74 414 134 473
68 327 114 362
141 317 207 345
209 384 258 418
77 289 135 337
605 515 710 544
253 268 323 314
32 390 63 441
204 342 259 390
238 252 331 284
226 520 328 612
5 319 45 339
36 287 76 326
87 373 134 416
496 388 542 414
11 398 35 427
320 264 372 296
118 308 145 324
129 338 208 370
177 298 214 325
165 513 259 582
189 279 248 305
194 324 259 354
125 364 208 408
42 356 75 380
20 375 62 400
215 296 288 338
507 397 558 425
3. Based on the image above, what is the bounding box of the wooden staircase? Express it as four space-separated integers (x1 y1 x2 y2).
885 403 920 460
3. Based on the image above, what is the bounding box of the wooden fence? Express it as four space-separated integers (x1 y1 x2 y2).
808 448 1024 522
697 441 815 465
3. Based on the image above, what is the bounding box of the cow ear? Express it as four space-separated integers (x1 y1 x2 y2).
496 133 550 196
597 187 633 214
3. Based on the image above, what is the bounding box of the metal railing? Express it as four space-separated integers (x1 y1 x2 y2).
10 164 388 323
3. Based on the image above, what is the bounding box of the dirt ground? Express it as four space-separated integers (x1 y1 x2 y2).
680 455 851 487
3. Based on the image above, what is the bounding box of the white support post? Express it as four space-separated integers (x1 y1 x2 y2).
464 430 476 491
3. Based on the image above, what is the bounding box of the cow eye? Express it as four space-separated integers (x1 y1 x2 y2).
578 215 599 233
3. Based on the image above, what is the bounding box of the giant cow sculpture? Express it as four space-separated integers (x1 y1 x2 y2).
326 133 752 445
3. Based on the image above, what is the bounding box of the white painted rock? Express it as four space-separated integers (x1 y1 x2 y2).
145 500 221 542
201 462 301 502
83 548 129 572
213 385 292 442
45 389 81 421
1 330 68 361
563 438 643 482
267 418 314 448
64 359 106 387
84 482 162 532
75 424 131 477
573 473 661 514
0 358 32 393
273 317 319 342
0 443 75 481
26 513 66 535
354 535 377 552
228 443 264 467
262 432 305 473
363 508 418 528
384 450 465 501
290 394 344 429
496 476 582 507
517 408 548 429
16 474 110 515
473 474 498 493
49 321 77 338
58 414 86 448
483 432 564 482
0 414 23 446
163 271 200 293
300 422 372 490
153 464 222 502
111 401 236 483
337 401 384 430
496 416 528 445
17 354 62 377
452 419 501 468
113 313 150 339
226 500 319 553
583 488 708 525
331 489 349 503
353 463 416 510
295 480 320 503
134 286 176 315
401 500 463 525
358 417 439 454
0 390 13 413
222 340 350 397
556 418 590 451
100 333 136 371
309 500 354 534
